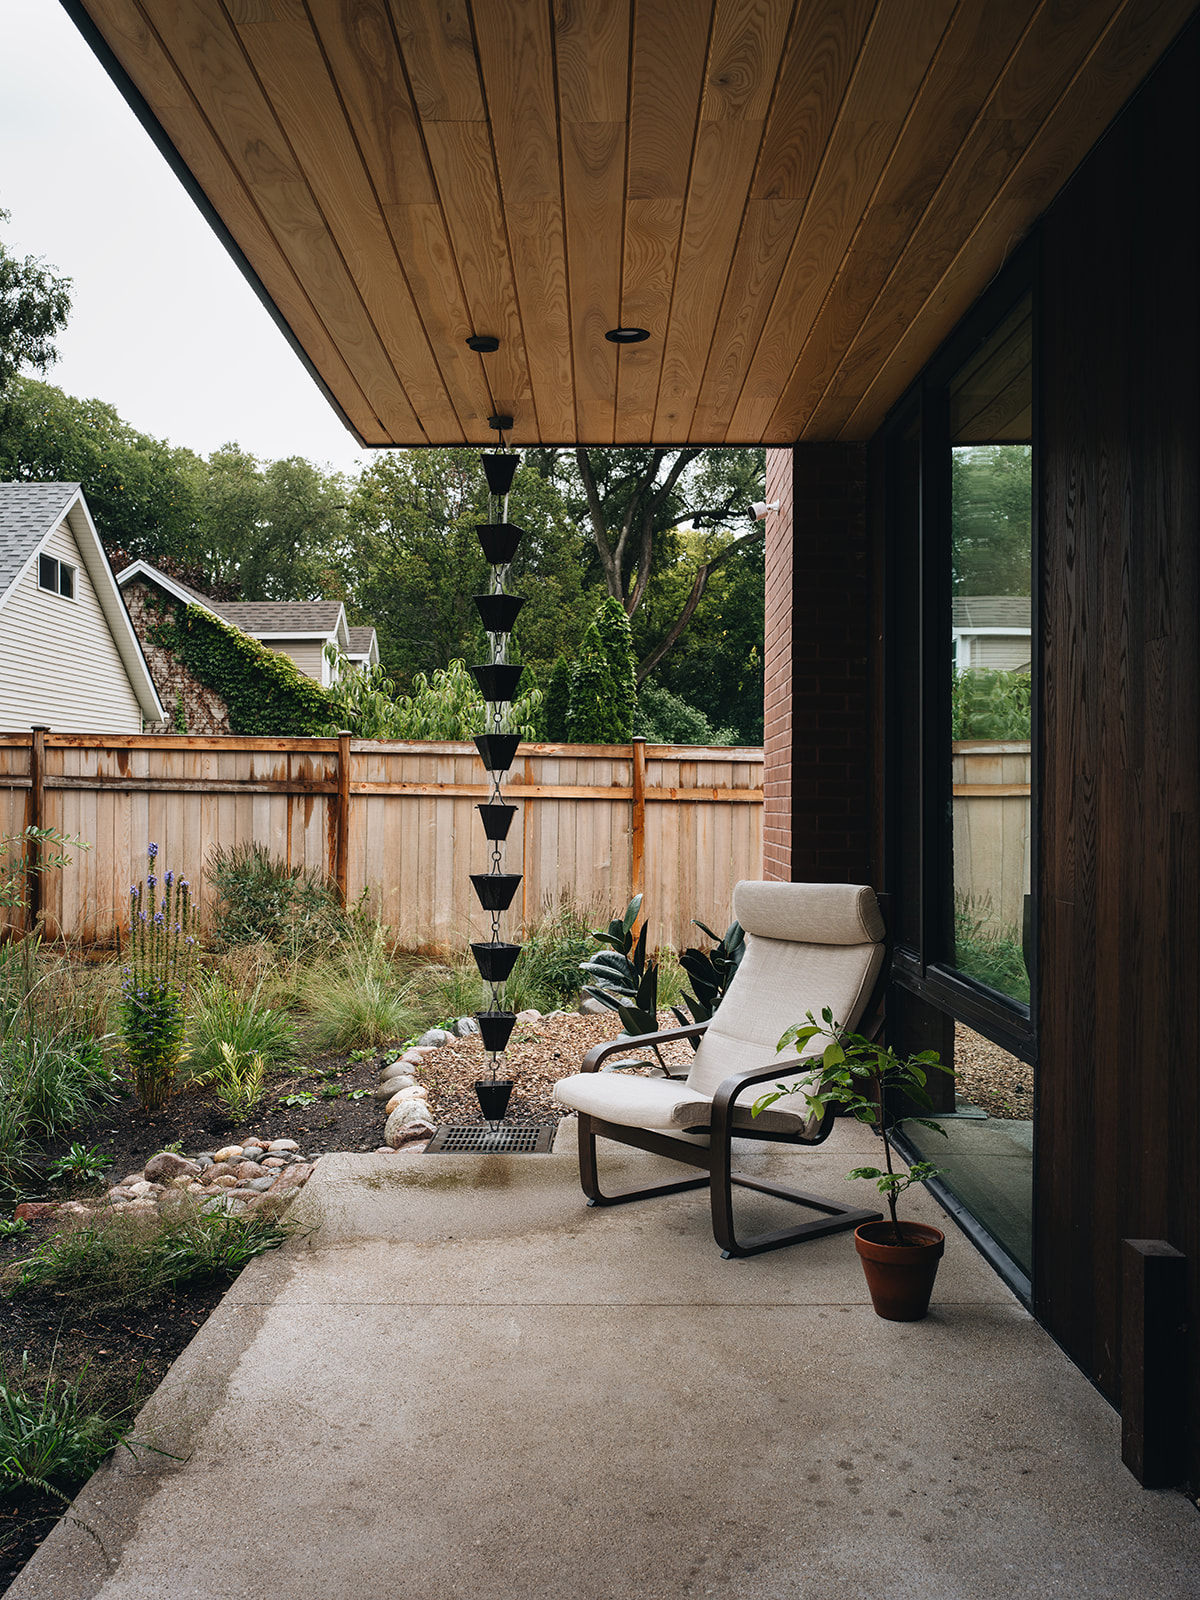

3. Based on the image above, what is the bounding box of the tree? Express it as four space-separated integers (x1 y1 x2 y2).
339 449 587 692
0 377 203 566
322 655 541 741
196 445 348 601
567 598 637 744
529 446 765 681
0 212 71 394
951 445 1032 595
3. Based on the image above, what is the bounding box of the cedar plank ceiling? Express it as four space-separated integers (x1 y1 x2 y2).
72 0 1198 448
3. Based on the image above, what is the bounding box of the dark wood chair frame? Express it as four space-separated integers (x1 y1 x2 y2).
574 909 892 1259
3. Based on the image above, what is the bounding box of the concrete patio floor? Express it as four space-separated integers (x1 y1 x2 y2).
11 1118 1199 1599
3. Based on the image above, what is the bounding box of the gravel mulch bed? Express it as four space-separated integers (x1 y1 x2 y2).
953 1023 1033 1120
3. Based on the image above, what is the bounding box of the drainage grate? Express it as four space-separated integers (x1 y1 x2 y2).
425 1124 556 1155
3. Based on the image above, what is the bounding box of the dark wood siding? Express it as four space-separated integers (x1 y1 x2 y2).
1039 19 1200 1473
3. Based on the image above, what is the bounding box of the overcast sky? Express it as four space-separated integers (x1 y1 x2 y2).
0 0 381 479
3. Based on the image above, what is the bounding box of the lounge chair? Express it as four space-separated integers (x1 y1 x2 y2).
553 880 888 1257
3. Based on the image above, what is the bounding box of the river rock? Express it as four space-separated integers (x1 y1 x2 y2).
266 1139 299 1152
384 1103 436 1148
235 1160 267 1180
213 1145 244 1163
144 1151 201 1182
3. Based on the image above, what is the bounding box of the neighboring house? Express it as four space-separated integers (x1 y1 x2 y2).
951 596 1031 675
345 625 379 673
0 483 163 734
116 561 352 688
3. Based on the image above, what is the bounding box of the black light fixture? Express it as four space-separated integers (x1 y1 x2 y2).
467 334 500 353
605 327 650 344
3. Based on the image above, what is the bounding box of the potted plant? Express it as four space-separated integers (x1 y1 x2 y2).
752 1007 955 1321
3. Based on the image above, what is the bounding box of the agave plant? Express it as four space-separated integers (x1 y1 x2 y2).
578 894 661 1038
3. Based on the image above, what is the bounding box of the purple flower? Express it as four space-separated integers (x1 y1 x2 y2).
147 843 159 860
130 885 139 899
165 869 174 887
147 873 156 891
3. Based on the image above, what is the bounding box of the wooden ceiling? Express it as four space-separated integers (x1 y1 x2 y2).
72 0 1197 448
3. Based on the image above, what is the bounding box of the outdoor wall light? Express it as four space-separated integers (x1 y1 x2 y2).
751 500 781 520
604 327 650 343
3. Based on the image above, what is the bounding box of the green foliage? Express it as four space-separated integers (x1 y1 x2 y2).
505 900 594 1011
0 377 203 567
0 1353 140 1497
542 655 573 743
954 895 1029 1005
634 682 739 746
671 919 746 1037
754 1007 954 1240
568 598 637 744
47 1143 112 1187
196 1042 268 1122
951 445 1032 596
185 971 295 1080
579 895 661 1038
297 925 419 1052
205 843 345 950
119 846 197 1112
951 668 1031 741
154 604 331 736
0 945 118 1189
341 449 586 693
322 654 541 741
8 1201 294 1309
0 212 72 394
0 826 87 911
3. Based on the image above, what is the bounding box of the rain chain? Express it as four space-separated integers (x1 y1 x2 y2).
468 448 526 1128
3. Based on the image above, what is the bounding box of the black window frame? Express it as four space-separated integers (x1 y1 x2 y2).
880 245 1040 1069
38 553 76 600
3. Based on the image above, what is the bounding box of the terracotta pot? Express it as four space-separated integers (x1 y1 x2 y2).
854 1221 945 1321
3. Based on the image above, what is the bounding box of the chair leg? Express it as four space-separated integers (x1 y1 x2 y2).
577 1113 711 1207
710 1107 876 1254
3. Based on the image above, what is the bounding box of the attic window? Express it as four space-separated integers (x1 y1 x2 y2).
38 554 75 599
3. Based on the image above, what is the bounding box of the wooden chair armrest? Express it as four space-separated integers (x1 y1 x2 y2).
711 1057 821 1116
580 1021 709 1073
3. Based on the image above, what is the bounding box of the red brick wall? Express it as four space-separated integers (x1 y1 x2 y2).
762 445 871 885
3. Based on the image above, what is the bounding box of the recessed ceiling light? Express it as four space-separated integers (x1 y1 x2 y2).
605 327 650 344
466 334 500 353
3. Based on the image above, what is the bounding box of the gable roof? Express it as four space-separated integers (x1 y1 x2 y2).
952 597 1032 630
117 560 351 650
346 626 378 658
0 483 164 722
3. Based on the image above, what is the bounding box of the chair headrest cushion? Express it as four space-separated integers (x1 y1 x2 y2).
732 881 885 946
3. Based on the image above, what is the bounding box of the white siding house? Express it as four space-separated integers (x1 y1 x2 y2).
0 484 163 733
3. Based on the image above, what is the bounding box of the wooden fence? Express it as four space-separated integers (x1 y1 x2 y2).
951 740 1032 933
0 732 763 952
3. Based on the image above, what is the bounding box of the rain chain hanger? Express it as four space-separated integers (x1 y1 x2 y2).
468 430 526 1128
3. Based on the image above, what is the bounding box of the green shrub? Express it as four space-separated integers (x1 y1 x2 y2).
634 683 739 746
297 925 419 1052
951 668 1031 741
505 900 594 1011
194 1043 268 1122
568 598 636 744
185 971 295 1079
322 655 542 741
205 843 346 949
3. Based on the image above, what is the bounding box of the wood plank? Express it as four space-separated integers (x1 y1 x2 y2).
616 199 681 438
421 122 533 440
731 0 957 440
235 17 463 440
627 0 711 201
656 121 764 437
386 0 482 121
505 205 576 441
81 0 386 442
816 0 1198 437
758 0 1039 442
561 117 626 441
554 0 630 123
134 0 426 441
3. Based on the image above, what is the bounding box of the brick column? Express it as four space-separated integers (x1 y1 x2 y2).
762 444 871 884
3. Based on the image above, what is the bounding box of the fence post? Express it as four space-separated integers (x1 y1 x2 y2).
335 731 352 906
25 726 49 934
631 736 646 904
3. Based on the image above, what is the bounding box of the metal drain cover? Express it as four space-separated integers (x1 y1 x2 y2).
425 1124 556 1154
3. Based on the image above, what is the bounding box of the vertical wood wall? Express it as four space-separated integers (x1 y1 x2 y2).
1038 22 1200 1475
0 735 762 953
